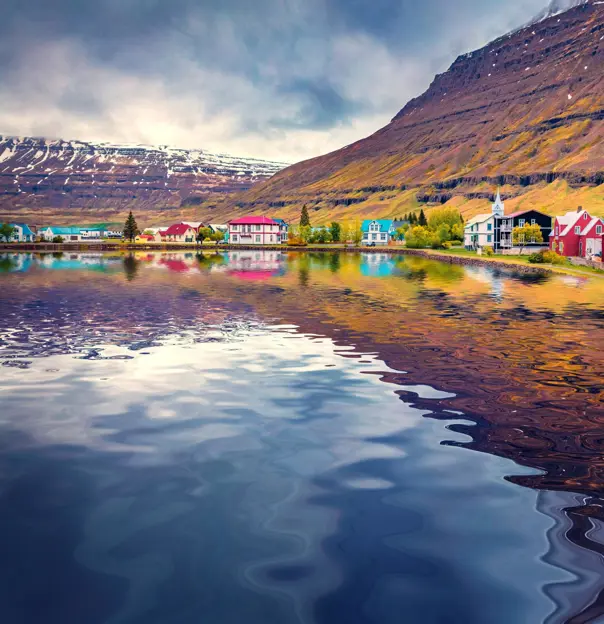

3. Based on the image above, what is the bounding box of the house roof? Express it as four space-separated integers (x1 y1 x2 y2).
45 226 82 235
361 219 393 233
183 222 203 229
271 218 288 226
503 209 550 219
580 217 604 236
558 210 588 237
465 213 493 228
165 223 195 235
229 216 278 225
11 223 33 235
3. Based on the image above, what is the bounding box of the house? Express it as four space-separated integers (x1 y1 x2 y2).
163 223 197 243
464 189 504 251
550 208 603 258
228 216 282 245
182 222 204 232
79 227 104 240
135 234 156 243
497 209 551 253
8 223 35 242
581 217 604 258
40 226 85 242
464 214 495 250
361 220 395 245
271 218 289 243
104 228 123 239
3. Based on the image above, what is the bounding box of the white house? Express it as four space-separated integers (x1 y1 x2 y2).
464 190 503 251
361 220 395 245
41 227 85 242
8 223 35 242
228 216 282 245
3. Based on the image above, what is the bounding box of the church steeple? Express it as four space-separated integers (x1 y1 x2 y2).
492 187 505 217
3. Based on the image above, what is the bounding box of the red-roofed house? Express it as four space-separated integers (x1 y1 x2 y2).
228 216 282 245
164 223 197 243
550 208 603 258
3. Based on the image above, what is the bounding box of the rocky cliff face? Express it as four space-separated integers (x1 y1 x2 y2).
0 137 286 223
228 1 604 221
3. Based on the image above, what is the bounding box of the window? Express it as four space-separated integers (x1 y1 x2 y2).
381 233 387 240
584 213 588 220
256 225 261 231
574 226 581 235
597 225 603 235
487 223 492 231
487 234 492 243
531 219 536 225
372 234 377 240
232 225 238 231
555 227 558 235
255 235 261 243
232 235 238 242
519 219 525 227
270 235 274 242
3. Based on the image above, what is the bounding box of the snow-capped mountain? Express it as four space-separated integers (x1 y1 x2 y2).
0 136 287 220
527 0 590 26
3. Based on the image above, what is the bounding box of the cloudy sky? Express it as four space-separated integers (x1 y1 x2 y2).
0 0 550 162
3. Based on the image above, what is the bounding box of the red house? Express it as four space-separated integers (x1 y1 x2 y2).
550 208 603 258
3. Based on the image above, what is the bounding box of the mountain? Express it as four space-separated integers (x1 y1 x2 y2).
220 1 604 224
0 136 286 224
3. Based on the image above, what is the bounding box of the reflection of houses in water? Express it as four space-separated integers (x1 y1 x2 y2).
0 253 34 272
463 265 506 299
226 250 286 280
537 490 604 623
359 253 397 277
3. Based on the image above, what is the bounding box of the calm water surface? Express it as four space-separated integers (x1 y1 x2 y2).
1 250 604 624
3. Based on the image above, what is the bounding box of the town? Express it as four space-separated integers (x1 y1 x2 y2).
1 192 603 267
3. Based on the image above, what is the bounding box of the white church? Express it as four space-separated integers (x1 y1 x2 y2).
464 190 505 251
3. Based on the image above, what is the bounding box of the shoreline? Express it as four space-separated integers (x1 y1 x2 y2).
1 242 600 277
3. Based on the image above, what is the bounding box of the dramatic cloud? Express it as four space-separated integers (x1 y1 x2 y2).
0 0 548 162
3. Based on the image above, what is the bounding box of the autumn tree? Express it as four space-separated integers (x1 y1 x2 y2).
512 223 543 254
123 212 139 242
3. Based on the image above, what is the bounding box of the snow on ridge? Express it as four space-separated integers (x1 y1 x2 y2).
523 0 591 30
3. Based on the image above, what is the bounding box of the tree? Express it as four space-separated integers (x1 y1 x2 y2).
299 225 312 244
211 230 225 243
405 226 440 249
512 223 543 254
123 212 139 242
428 207 462 231
450 222 464 242
418 209 428 227
0 223 15 242
351 221 363 246
197 227 213 244
409 213 418 225
330 221 341 243
300 204 311 228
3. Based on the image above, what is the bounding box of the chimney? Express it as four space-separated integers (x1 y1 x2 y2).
577 206 582 212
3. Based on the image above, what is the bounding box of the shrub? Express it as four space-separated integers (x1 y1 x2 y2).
52 236 64 243
528 251 545 264
483 246 494 257
441 241 452 250
405 225 439 249
542 250 567 265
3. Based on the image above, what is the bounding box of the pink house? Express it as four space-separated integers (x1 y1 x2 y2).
550 208 603 258
228 216 282 245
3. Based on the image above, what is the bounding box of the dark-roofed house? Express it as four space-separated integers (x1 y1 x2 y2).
497 209 551 253
164 223 196 243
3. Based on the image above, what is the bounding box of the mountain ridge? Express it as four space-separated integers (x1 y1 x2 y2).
209 0 603 224
0 135 287 224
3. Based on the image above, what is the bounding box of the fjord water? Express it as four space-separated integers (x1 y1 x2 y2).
1 251 604 624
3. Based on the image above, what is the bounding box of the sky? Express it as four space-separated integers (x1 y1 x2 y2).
0 0 551 163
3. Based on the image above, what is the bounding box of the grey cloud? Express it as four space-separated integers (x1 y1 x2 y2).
0 0 549 161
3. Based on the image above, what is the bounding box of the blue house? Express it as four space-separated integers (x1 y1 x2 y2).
361 219 395 245
271 218 289 243
9 223 34 242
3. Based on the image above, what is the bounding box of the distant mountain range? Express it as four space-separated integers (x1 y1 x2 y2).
0 136 286 224
220 0 604 224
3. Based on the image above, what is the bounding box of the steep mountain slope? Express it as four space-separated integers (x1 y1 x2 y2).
0 137 286 223
223 1 604 223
